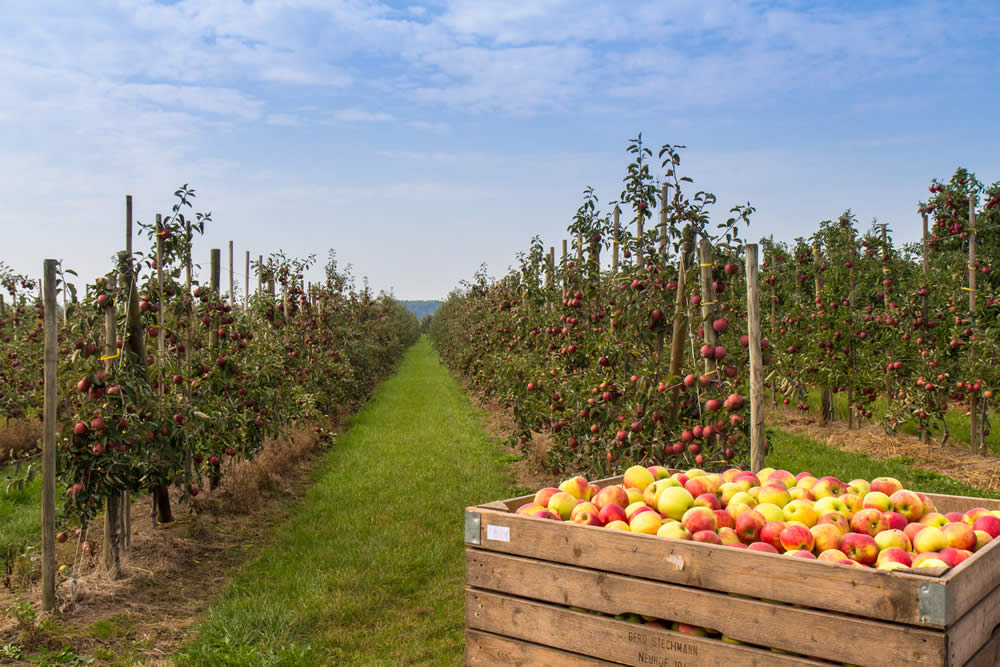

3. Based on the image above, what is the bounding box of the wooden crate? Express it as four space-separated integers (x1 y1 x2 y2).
464 477 1000 666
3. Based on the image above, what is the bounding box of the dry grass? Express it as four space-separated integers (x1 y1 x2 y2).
0 419 42 465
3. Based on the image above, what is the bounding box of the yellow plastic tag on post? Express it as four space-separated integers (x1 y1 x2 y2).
99 350 121 361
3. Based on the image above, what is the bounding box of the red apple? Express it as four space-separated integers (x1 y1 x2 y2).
841 533 879 566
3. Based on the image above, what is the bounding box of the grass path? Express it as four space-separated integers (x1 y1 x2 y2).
176 336 519 666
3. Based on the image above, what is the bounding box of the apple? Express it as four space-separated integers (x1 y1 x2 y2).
534 487 560 508
788 487 815 502
914 526 950 553
642 479 675 508
911 552 941 567
973 514 1000 539
846 479 870 496
810 476 844 499
876 546 913 568
605 520 631 531
883 511 908 531
760 520 788 552
623 466 656 492
548 491 581 520
783 549 817 559
729 491 757 509
757 484 792 507
714 509 734 529
657 521 690 540
767 470 796 489
782 499 819 527
717 526 741 545
794 474 818 490
647 465 670 480
560 475 594 500
685 468 708 478
732 471 761 488
674 623 710 636
722 468 745 483
917 558 950 569
811 523 843 554
869 477 904 496
571 509 604 527
625 487 645 505
754 503 786 523
941 521 977 551
937 548 973 568
920 512 949 528
658 487 695 521
974 530 993 551
839 493 862 519
888 490 924 522
693 492 722 511
837 558 866 568
851 508 889 537
813 496 849 518
779 524 815 552
964 508 993 525
626 502 654 522
841 533 879 566
756 467 776 484
862 491 893 512
531 508 561 520
747 542 779 553
817 512 850 535
874 529 912 552
904 522 928 543
570 501 600 521
598 503 628 525
916 492 937 514
726 502 752 523
945 512 966 524
516 502 544 516
684 476 714 498
735 509 767 544
692 530 723 545
682 506 718 534
594 485 629 510
817 548 848 562
630 510 663 535
717 482 743 506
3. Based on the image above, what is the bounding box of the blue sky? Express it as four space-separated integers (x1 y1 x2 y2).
1 1 998 299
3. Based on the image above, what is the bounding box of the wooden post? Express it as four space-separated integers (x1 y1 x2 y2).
699 239 717 378
257 255 264 297
658 183 668 257
561 240 568 292
969 197 980 453
815 246 833 424
669 227 693 421
244 250 250 309
612 205 620 274
210 249 221 348
921 212 930 443
102 273 121 577
228 241 235 306
41 259 58 612
546 247 554 289
125 195 133 257
745 244 765 472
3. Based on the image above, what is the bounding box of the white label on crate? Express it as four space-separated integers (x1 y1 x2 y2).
486 525 510 542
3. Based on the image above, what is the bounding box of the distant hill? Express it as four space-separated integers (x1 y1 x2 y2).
399 300 442 320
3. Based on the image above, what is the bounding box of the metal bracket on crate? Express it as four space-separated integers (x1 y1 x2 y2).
464 510 482 545
918 581 949 626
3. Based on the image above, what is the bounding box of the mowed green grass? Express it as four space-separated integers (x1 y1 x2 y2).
767 429 1000 500
0 465 47 557
176 337 520 666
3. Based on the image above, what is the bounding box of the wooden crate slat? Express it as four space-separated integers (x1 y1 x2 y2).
465 629 617 666
949 581 1000 666
924 492 1000 514
468 506 933 626
964 624 1000 667
467 549 945 666
944 528 1000 623
466 588 824 666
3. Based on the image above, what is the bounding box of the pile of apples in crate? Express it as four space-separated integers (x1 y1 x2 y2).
521 466 1000 570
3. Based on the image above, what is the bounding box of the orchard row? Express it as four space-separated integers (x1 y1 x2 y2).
430 137 1000 477
1 187 420 536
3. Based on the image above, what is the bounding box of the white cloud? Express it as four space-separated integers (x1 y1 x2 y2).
331 108 394 122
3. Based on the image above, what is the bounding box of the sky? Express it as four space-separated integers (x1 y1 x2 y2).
1 1 999 300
